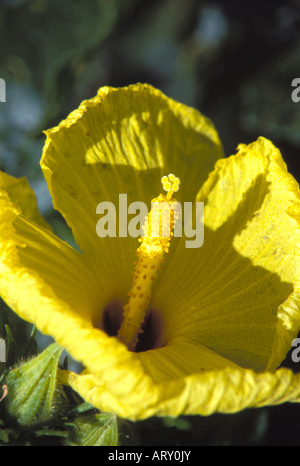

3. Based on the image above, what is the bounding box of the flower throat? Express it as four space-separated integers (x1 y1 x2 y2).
117 174 180 351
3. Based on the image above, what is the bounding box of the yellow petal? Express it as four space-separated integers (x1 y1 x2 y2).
0 171 50 230
40 83 223 303
137 337 241 383
0 172 159 404
151 137 300 372
60 365 300 420
0 171 100 331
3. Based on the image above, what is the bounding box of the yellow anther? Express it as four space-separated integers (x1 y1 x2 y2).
161 173 181 200
117 175 181 351
163 181 171 192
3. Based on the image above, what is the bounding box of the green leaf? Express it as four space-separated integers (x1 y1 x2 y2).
34 428 70 438
0 428 9 443
0 362 5 379
4 325 16 367
65 412 118 446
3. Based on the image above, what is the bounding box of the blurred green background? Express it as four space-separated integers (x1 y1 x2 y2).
1 0 300 446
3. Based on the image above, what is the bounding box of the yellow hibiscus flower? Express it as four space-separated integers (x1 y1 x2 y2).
1 83 300 421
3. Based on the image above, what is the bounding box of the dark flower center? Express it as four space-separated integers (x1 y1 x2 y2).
97 301 165 353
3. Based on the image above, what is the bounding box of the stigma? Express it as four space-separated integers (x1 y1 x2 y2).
117 174 180 351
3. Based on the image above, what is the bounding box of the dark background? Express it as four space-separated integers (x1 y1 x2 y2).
1 0 300 446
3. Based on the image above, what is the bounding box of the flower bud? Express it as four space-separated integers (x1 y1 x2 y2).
4 343 63 426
